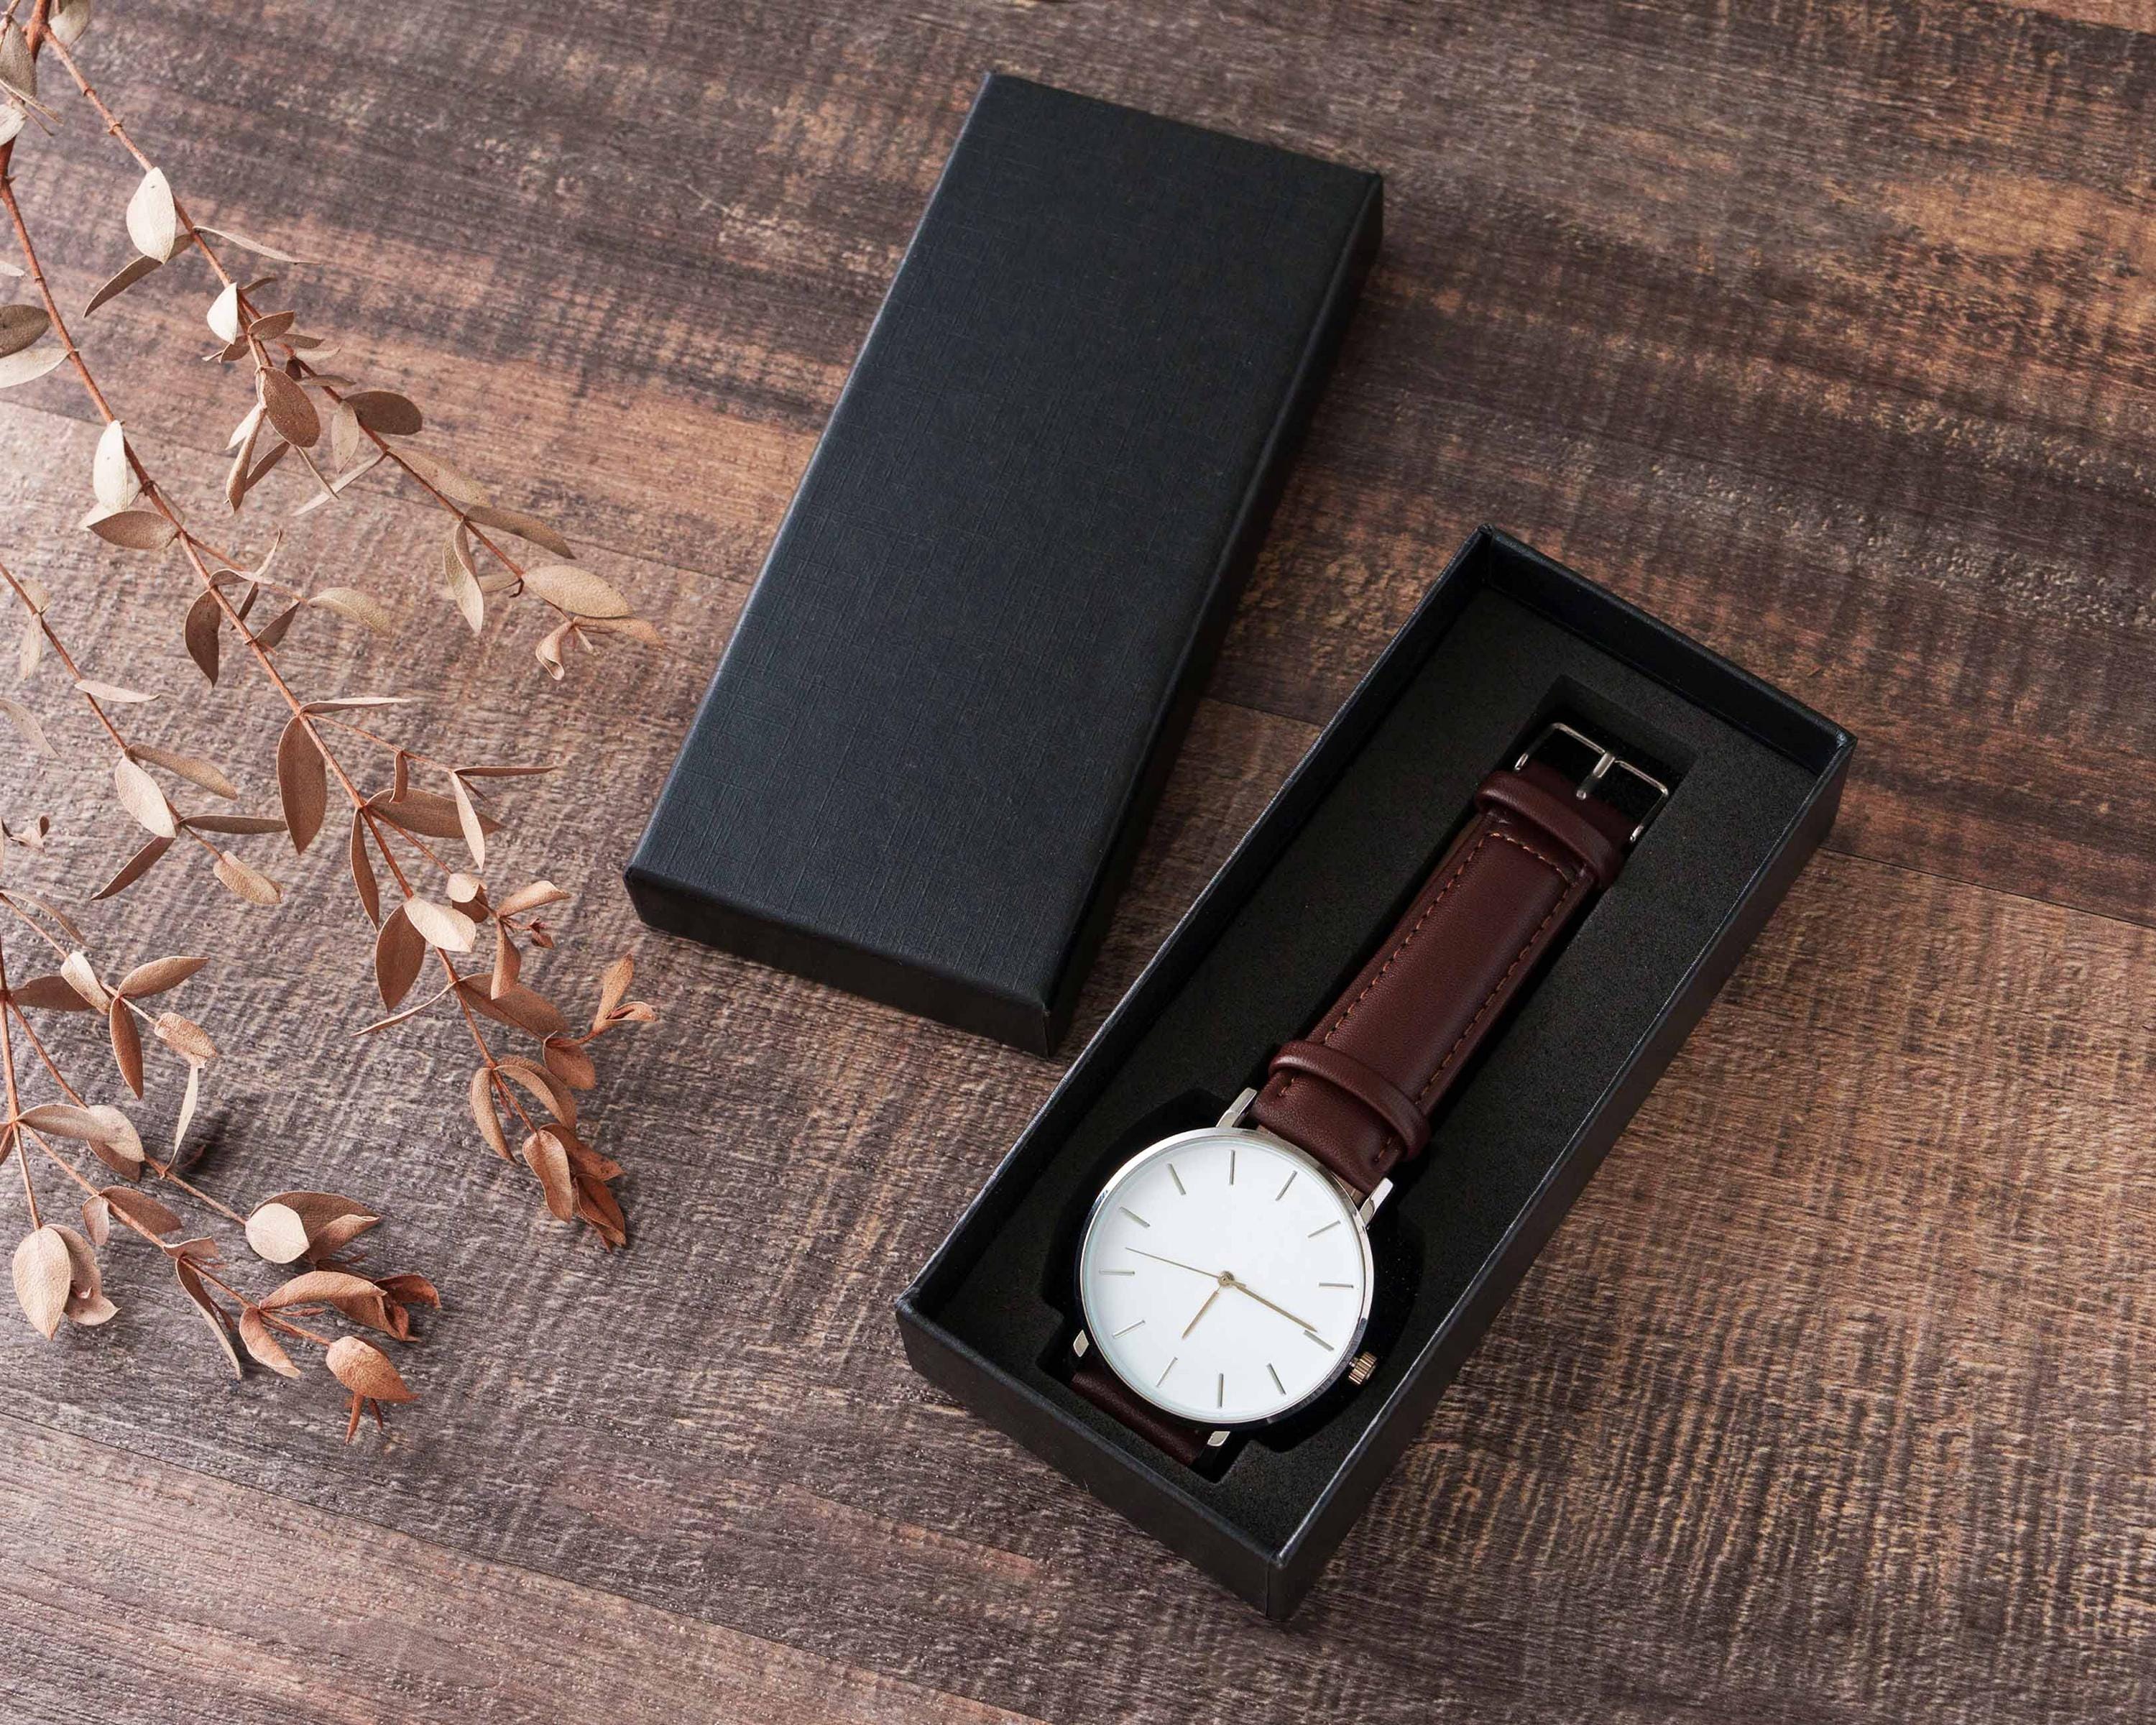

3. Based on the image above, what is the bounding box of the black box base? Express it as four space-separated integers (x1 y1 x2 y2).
898 528 1853 1617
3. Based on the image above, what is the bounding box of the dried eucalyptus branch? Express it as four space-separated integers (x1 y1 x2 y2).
0 885 430 1440
0 3 657 1243
31 12 663 676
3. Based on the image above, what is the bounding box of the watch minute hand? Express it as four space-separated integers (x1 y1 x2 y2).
1124 1246 1225 1280
1226 1275 1322 1337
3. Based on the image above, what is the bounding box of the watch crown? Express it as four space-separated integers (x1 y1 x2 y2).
1348 1351 1378 1386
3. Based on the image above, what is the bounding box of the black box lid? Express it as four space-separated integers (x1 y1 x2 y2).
626 75 1381 1052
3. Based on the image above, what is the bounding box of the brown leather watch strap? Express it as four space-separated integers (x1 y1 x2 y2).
1071 1355 1211 1464
1249 759 1635 1197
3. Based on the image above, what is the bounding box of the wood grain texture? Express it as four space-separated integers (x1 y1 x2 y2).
2 1 2154 1720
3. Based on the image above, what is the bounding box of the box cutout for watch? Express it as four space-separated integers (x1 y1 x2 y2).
898 528 1853 1618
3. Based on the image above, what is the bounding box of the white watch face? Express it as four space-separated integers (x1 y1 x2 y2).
1077 1128 1372 1427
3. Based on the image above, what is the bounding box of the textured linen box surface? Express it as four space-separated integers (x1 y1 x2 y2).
898 530 1855 1617
626 75 1382 1051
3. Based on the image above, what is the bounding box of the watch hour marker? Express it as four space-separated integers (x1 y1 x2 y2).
1217 1373 1225 1409
1102 1268 1135 1276
1303 1329 1332 1350
1112 1319 1146 1336
1229 1147 1236 1184
1319 1280 1354 1289
1169 1164 1186 1195
1268 1363 1285 1394
1120 1206 1151 1228
1307 1220 1340 1238
1275 1169 1297 1200
1158 1356 1177 1386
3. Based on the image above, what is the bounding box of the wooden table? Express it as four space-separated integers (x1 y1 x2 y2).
4 1 2152 1719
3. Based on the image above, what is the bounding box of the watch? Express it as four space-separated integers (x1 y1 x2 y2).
1068 722 1669 1463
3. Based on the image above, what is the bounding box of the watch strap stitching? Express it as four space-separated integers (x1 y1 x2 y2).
1413 862 1587 1105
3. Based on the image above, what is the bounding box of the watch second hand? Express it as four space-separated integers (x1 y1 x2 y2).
1180 1286 1222 1337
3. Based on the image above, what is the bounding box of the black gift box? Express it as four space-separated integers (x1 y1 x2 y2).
626 75 1381 1052
898 529 1854 1618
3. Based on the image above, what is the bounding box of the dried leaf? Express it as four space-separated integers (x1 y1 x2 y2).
490 921 521 998
596 955 635 1024
231 438 290 510
533 622 570 681
252 599 302 650
126 168 180 263
238 1308 301 1378
260 1191 374 1237
76 677 157 704
247 309 297 342
91 419 137 511
461 978 566 1039
308 586 395 635
446 871 485 910
326 1334 415 1403
86 507 178 552
469 1066 510 1159
497 1055 576 1126
83 254 162 318
328 400 363 471
109 995 144 1097
349 810 381 926
496 880 566 917
264 1269 380 1310
0 105 20 150
404 897 476 954
543 1036 598 1092
0 345 66 390
6 972 96 1011
198 224 299 263
173 1057 201 1156
344 389 423 436
50 1 94 51
185 589 222 685
292 695 408 715
373 907 424 1008
212 848 282 906
575 1174 628 1248
258 367 321 448
0 21 34 104
112 756 177 838
17 611 42 680
522 564 631 619
206 282 242 344
370 788 489 840
275 714 327 853
395 446 489 507
101 1185 181 1236
92 833 173 901
13 1227 70 1338
132 742 238 800
0 695 54 758
0 303 49 360
522 1128 576 1220
462 503 573 559
244 1202 311 1264
116 954 207 998
81 1195 111 1246
175 1258 243 1379
154 1011 217 1062
443 524 484 634
60 951 110 1009
448 772 485 868
377 1273 440 1310
185 813 286 834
